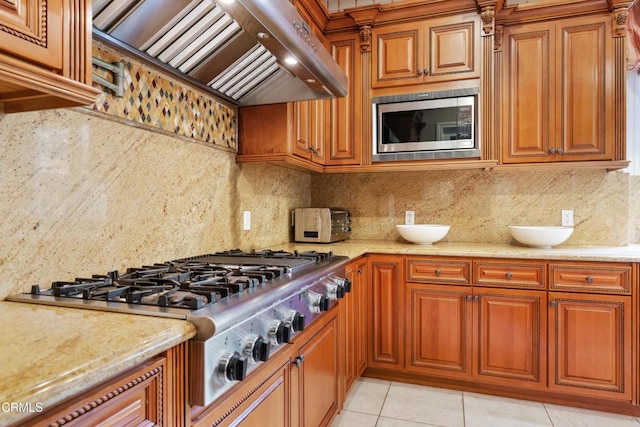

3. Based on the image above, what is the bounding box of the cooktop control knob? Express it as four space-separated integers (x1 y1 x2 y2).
217 351 248 383
276 307 306 332
324 281 340 300
328 274 352 293
244 335 270 363
307 291 329 313
268 319 291 345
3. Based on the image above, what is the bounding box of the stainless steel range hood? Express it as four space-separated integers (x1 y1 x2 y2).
92 0 348 106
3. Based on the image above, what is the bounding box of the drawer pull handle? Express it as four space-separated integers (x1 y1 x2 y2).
435 269 441 276
505 272 513 279
550 301 557 307
585 276 594 283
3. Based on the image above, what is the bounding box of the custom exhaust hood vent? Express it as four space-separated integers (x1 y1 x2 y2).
92 0 348 106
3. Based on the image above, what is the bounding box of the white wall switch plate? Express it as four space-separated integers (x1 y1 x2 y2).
243 211 251 230
561 210 574 227
405 211 415 225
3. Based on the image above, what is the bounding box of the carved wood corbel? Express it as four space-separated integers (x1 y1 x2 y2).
481 6 495 36
359 25 372 53
613 7 629 37
494 25 503 51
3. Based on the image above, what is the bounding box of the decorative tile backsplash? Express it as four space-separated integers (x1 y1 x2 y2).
91 42 237 151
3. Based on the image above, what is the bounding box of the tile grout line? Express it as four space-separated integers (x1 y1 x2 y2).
542 403 555 427
374 381 392 426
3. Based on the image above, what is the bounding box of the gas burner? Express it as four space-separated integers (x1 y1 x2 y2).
26 249 334 311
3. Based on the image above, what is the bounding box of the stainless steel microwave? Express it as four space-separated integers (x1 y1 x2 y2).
372 88 480 162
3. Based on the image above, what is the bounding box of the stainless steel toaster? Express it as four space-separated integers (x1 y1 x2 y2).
293 208 351 243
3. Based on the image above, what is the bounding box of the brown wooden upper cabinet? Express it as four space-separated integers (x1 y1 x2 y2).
501 15 614 164
0 0 100 112
372 14 480 89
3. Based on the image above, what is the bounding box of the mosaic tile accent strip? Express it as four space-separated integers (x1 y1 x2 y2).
90 42 237 151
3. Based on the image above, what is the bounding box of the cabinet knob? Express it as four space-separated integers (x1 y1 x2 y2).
423 68 430 75
550 301 557 307
473 295 479 302
292 355 305 367
357 269 363 274
549 148 556 154
585 276 594 283
465 295 473 301
417 69 423 76
434 269 441 276
557 148 564 155
505 272 513 279
310 147 319 155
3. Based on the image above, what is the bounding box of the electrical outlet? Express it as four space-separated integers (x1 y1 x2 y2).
243 211 251 230
561 210 574 227
405 210 415 225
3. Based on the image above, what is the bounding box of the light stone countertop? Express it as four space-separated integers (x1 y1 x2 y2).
1 240 637 425
0 301 196 426
269 240 640 262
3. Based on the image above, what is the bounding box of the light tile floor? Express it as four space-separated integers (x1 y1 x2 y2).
332 378 640 427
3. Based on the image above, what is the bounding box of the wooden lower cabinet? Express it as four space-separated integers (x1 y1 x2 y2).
191 307 342 427
343 257 367 394
405 284 546 389
291 306 341 427
367 255 638 415
406 283 473 379
367 254 405 370
548 292 631 401
474 288 547 389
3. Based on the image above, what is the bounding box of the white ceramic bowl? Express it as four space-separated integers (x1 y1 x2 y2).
396 224 450 245
508 225 574 248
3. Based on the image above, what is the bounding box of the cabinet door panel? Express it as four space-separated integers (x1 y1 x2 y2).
368 255 404 370
406 284 473 379
557 20 612 160
373 28 422 87
474 288 547 389
504 27 554 163
548 292 631 400
297 313 339 427
327 35 361 165
293 101 312 159
429 21 476 78
0 0 62 69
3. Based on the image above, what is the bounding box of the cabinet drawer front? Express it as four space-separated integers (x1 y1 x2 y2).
549 263 632 294
407 259 470 285
474 261 546 289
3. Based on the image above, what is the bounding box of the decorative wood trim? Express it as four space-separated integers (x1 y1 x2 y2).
481 27 495 160
323 160 498 173
614 29 627 160
490 160 629 172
